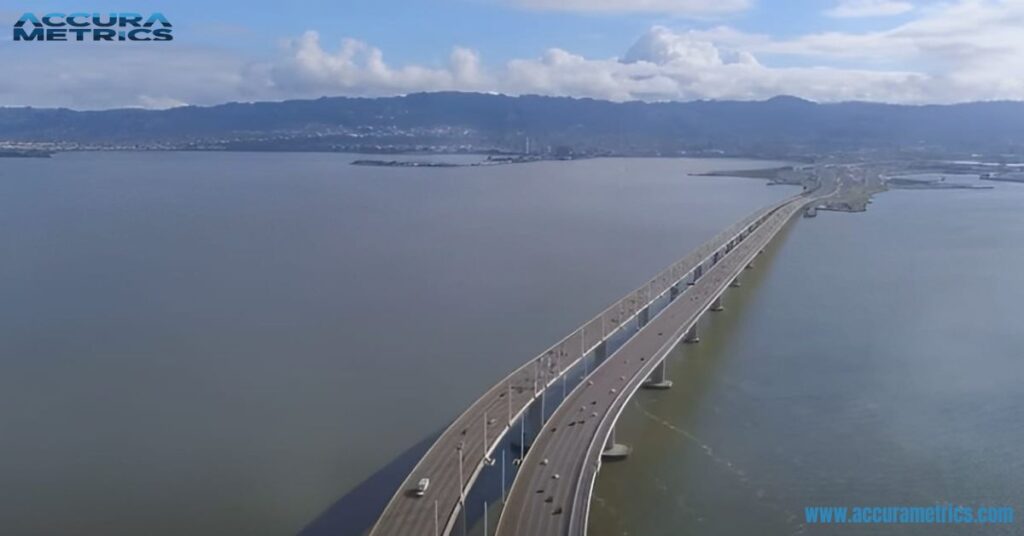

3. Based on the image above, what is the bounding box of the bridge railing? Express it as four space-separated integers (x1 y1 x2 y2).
583 195 793 355
371 191 803 536
568 196 812 536
512 196 786 410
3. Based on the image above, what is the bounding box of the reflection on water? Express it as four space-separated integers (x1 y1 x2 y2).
0 152 792 535
590 185 1024 536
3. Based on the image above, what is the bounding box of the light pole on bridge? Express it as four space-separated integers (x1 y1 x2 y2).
456 441 465 501
456 440 466 536
532 360 538 397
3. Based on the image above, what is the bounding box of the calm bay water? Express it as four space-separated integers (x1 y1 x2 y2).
0 152 793 535
590 181 1024 535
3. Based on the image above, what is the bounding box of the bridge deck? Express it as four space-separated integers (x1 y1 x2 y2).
370 191 811 536
495 196 812 536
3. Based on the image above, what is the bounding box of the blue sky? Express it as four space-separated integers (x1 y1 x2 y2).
3 1 1023 108
10 0 918 61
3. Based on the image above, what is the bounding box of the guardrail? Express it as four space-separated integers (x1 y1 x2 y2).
372 192 804 536
544 193 800 378
567 196 811 536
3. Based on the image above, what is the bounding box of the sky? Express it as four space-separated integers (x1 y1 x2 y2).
3 0 1024 109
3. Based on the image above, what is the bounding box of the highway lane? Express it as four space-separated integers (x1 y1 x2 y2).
494 195 814 536
369 186 821 536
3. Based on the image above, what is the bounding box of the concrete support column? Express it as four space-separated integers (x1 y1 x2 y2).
592 340 608 370
712 251 720 265
683 324 700 344
710 296 724 312
669 285 680 299
730 277 741 288
638 307 650 328
688 265 703 286
601 426 631 459
516 399 546 453
643 361 673 390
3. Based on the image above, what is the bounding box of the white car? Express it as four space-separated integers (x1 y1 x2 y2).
414 478 430 497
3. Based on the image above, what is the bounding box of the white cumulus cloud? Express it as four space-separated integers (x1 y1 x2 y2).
495 29 925 103
263 31 489 98
247 2 1024 105
6 0 1024 109
253 25 932 104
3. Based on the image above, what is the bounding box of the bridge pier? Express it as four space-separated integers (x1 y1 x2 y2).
373 198 816 536
730 277 741 288
513 396 546 455
710 296 724 312
643 360 673 390
638 307 650 328
688 265 703 286
669 285 680 299
601 427 631 460
594 340 608 367
683 324 700 344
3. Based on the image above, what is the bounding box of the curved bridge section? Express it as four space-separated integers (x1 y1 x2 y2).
370 191 816 536
495 194 814 536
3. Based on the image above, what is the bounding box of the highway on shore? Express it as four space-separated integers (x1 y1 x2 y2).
494 192 820 536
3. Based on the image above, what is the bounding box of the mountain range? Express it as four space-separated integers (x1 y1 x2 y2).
2 92 1023 157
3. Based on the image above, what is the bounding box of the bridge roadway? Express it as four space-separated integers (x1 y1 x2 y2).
495 194 815 536
368 194 800 536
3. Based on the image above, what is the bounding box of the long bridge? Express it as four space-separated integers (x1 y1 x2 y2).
369 181 836 536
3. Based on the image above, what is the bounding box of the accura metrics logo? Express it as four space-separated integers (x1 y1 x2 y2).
13 12 173 42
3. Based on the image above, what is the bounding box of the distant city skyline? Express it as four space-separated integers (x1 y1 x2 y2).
3 0 1024 109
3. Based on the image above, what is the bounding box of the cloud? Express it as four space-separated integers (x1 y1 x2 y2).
137 95 189 109
826 0 915 18
5 1 1024 109
623 26 759 67
511 0 751 15
0 43 249 109
691 0 1024 76
495 28 926 103
249 25 934 104
262 31 488 98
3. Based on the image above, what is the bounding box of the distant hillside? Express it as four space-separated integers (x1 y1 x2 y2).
2 92 1024 156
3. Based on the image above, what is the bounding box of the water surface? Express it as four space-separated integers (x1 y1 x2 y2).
590 183 1024 536
0 152 791 535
